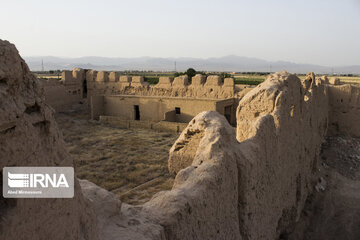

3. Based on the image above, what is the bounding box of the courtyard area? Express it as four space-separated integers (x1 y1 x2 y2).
56 109 179 204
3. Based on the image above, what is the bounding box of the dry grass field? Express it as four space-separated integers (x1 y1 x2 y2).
35 73 61 79
56 110 179 205
232 74 266 85
335 76 360 84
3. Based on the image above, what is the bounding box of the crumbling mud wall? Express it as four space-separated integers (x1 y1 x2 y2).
143 112 241 239
62 68 236 100
235 71 329 239
327 84 360 137
162 72 329 239
41 80 82 112
121 71 329 240
62 68 85 95
39 71 86 113
0 40 98 240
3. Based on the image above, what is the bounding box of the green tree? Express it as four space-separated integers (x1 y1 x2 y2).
174 72 183 77
186 68 196 79
219 72 231 79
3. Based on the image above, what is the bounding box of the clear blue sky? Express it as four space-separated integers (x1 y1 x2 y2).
1 0 360 66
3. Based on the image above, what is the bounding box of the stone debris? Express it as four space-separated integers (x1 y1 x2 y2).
315 177 327 192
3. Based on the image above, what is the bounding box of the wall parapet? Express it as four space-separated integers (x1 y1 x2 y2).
62 68 236 99
235 71 329 239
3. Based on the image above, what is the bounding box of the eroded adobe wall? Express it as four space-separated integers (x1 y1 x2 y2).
68 68 237 99
0 40 98 240
327 84 360 137
236 71 329 239
215 98 237 126
163 72 329 239
62 68 83 93
144 112 242 239
39 68 89 113
42 82 82 112
90 95 104 120
100 95 219 123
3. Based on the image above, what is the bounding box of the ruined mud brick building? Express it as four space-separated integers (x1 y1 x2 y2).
1 39 360 240
48 69 345 133
49 68 243 131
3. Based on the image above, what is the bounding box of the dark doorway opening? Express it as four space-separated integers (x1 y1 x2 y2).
134 105 140 120
175 107 181 114
224 105 232 124
82 80 87 98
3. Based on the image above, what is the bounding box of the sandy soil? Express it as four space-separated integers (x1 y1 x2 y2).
290 136 360 240
55 107 178 205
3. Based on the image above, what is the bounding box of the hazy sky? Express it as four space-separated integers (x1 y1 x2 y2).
1 0 360 66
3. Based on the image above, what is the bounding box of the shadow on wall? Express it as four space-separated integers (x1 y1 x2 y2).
163 110 194 123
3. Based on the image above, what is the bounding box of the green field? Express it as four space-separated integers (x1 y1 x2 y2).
232 74 265 85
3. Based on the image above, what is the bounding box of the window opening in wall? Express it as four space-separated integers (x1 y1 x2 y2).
175 107 181 114
82 80 87 98
134 105 140 120
224 105 232 124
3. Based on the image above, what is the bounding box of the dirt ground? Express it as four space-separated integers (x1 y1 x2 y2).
55 107 178 205
290 136 360 240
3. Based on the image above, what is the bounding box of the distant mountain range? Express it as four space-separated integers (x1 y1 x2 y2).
24 55 360 74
